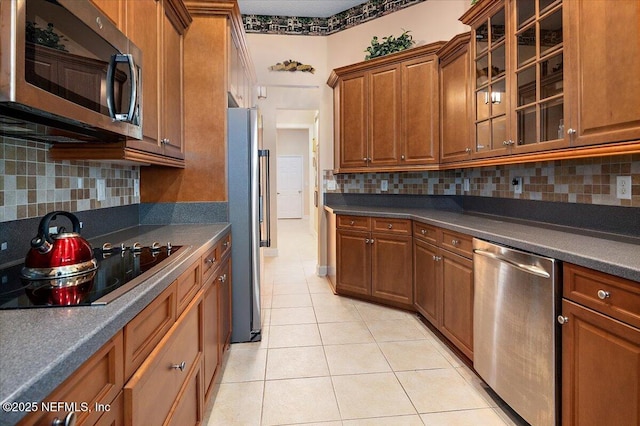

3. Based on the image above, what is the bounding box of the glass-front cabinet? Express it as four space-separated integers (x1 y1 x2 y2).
462 0 567 157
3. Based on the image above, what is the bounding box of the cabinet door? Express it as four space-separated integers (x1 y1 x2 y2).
440 251 474 360
125 0 162 154
203 272 220 400
336 229 371 296
18 332 124 426
161 7 185 158
470 4 511 157
339 72 368 169
561 299 640 426
91 0 124 28
369 64 401 167
413 239 439 325
402 55 439 165
565 0 640 147
371 233 413 306
439 34 474 163
219 260 232 354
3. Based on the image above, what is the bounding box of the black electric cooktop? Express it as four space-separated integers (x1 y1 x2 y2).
0 244 183 309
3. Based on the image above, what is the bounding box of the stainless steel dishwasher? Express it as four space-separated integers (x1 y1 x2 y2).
473 238 560 426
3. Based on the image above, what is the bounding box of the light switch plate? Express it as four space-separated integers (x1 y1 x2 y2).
463 178 470 192
133 179 140 197
512 177 523 194
616 176 632 199
381 180 388 191
327 180 337 191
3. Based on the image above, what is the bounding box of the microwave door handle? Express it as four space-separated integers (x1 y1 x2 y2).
106 54 137 122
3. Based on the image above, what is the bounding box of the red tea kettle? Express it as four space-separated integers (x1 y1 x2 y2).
21 211 97 282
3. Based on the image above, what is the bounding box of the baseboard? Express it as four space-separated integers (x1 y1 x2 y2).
316 265 328 276
263 248 278 257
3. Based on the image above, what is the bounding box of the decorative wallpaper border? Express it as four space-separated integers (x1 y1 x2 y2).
323 155 640 208
243 0 426 36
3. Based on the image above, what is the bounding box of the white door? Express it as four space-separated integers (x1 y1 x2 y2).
277 155 303 218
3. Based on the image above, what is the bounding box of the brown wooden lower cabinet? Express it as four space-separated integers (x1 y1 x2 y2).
203 269 220 402
335 216 413 308
413 228 474 360
561 264 640 426
123 293 203 425
218 259 232 355
17 332 124 426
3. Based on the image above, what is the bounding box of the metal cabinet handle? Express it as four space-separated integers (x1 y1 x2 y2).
350 220 355 226
451 239 460 246
567 128 577 135
421 229 426 235
218 274 227 283
370 239 375 244
223 241 230 249
171 361 186 372
387 224 393 229
597 290 610 300
465 147 472 154
557 315 569 325
432 255 442 261
401 154 405 160
365 238 370 243
52 413 76 426
206 257 216 264
363 157 368 162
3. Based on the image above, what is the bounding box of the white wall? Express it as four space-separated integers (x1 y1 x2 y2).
245 0 471 267
277 128 311 216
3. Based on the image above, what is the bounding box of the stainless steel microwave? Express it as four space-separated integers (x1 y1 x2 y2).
0 0 142 143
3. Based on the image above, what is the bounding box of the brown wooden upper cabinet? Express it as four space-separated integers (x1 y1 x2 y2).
438 33 474 163
328 42 445 173
461 0 567 158
563 0 640 147
51 0 192 167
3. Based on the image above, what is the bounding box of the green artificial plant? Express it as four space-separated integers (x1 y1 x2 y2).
364 29 414 60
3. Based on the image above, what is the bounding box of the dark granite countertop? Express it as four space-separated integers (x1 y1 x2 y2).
0 223 230 426
325 204 640 283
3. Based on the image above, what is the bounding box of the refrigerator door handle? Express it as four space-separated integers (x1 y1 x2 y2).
259 149 271 247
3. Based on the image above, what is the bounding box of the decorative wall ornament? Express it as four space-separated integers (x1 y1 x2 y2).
243 0 426 36
269 60 315 73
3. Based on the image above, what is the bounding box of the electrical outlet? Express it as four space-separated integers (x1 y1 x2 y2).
77 177 83 189
381 180 388 192
512 177 523 194
133 179 140 197
97 179 106 201
0 242 7 251
463 178 470 192
327 179 337 191
616 176 632 200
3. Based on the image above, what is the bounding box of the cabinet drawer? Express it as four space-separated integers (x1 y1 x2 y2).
201 244 220 282
124 296 202 426
413 221 438 243
219 233 232 260
19 332 124 426
337 215 371 231
177 261 201 316
124 282 177 379
564 263 640 329
439 229 473 258
372 217 412 235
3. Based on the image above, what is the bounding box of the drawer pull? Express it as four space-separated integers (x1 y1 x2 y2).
218 274 227 283
597 290 610 300
365 238 370 244
223 241 230 249
432 255 442 262
387 224 393 229
350 220 355 226
451 239 460 246
421 229 426 235
171 361 186 372
52 413 76 426
206 257 216 264
557 315 569 325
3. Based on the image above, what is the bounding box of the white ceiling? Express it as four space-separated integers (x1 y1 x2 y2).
237 0 368 18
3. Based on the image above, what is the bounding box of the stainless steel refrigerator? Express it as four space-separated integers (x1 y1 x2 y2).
227 107 270 343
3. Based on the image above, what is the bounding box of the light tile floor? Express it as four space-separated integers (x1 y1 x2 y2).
204 218 527 426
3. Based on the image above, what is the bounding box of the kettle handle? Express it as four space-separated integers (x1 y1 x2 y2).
31 211 82 250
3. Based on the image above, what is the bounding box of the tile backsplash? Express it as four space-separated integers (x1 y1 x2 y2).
1 138 140 222
324 155 640 208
